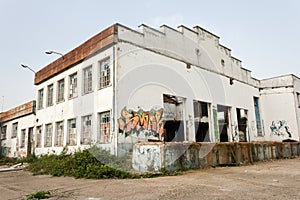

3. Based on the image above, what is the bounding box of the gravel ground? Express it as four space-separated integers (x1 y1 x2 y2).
0 157 300 200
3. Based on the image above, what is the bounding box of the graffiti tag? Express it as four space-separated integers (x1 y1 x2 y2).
118 107 164 139
270 120 292 138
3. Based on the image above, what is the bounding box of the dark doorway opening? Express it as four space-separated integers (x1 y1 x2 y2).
163 94 185 142
236 108 248 142
217 105 229 142
27 127 33 156
194 101 210 142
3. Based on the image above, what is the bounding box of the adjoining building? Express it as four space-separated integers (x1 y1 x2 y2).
2 23 299 157
0 101 36 157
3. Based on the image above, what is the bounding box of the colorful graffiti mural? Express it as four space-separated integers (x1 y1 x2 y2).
118 107 164 139
270 120 292 138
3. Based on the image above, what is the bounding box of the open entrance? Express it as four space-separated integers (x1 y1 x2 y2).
193 101 210 142
236 108 248 142
217 105 230 142
163 94 185 142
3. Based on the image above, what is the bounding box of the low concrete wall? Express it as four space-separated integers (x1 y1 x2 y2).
132 142 300 172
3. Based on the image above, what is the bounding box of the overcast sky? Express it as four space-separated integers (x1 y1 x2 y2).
0 0 299 111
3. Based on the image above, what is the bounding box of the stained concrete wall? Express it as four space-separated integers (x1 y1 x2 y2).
133 142 300 172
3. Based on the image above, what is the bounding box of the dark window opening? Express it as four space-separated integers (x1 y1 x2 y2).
217 105 229 142
236 108 248 142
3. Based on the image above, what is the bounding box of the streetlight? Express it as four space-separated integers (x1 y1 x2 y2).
21 64 36 74
45 50 64 58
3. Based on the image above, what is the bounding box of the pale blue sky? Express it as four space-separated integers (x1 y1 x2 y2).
0 0 299 111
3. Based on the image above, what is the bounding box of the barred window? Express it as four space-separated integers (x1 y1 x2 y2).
55 121 64 146
82 115 92 144
69 73 78 98
57 79 65 103
83 66 93 94
99 111 110 143
45 123 53 147
99 58 110 89
47 84 54 106
67 118 77 146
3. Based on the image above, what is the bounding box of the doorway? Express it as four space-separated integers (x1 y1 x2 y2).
236 108 248 142
163 94 185 142
27 127 33 156
217 105 230 142
193 101 210 142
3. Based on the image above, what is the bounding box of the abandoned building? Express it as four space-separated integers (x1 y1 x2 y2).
1 23 300 157
0 101 36 157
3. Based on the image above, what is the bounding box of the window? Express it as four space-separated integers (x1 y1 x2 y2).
82 115 92 144
38 88 44 109
55 121 64 146
254 97 263 136
67 118 77 145
1 125 7 140
36 126 42 148
69 73 78 98
57 79 65 103
12 122 18 138
297 92 300 108
21 129 26 148
99 111 110 143
47 84 54 106
45 123 53 147
83 66 93 94
99 58 110 89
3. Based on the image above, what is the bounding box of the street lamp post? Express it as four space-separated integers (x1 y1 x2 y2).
45 50 64 58
21 64 36 74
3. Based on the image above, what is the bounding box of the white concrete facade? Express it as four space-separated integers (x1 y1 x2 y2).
2 23 297 157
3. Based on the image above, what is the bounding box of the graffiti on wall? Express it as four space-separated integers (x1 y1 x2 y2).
118 107 164 139
270 120 292 138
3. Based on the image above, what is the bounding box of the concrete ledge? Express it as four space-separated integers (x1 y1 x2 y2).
132 142 300 172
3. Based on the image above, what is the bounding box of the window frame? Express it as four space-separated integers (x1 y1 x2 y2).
67 118 77 146
20 129 26 148
98 57 111 89
83 66 93 94
55 121 64 146
36 125 42 148
37 88 44 110
47 84 54 107
98 111 111 143
57 79 65 103
1 125 7 140
45 123 53 147
12 122 18 138
69 73 78 99
81 115 92 144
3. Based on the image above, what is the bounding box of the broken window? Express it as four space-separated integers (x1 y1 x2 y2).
163 94 185 142
55 121 64 146
69 73 78 98
20 129 26 148
83 66 93 94
38 88 44 109
57 79 65 103
1 125 7 140
47 84 54 107
12 122 18 138
67 118 77 146
99 111 110 143
99 57 110 89
217 105 230 142
82 115 92 144
36 126 42 148
194 101 210 142
236 108 248 142
45 123 53 147
254 97 263 136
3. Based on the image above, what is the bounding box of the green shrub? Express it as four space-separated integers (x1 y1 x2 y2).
26 191 50 199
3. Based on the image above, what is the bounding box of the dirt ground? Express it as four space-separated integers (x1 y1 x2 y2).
0 158 300 200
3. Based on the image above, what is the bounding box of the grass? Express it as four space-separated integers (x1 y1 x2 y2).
26 191 51 199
